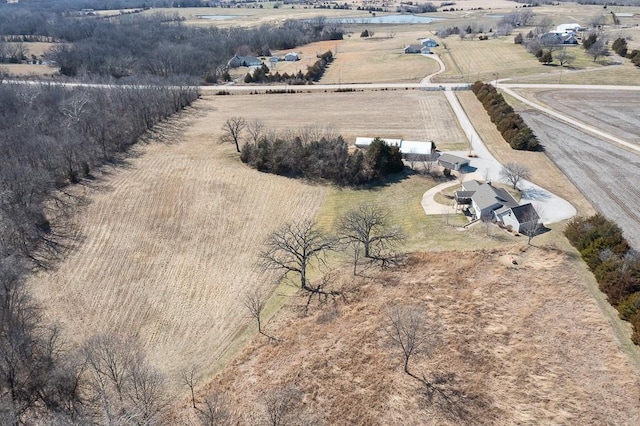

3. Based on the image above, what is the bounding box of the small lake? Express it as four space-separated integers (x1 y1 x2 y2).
327 14 444 24
197 15 240 20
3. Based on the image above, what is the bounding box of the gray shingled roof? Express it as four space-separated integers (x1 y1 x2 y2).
510 203 539 223
461 180 518 212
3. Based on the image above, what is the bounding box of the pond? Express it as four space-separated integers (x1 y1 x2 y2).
327 14 444 24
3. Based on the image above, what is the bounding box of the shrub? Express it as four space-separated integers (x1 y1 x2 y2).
618 293 640 321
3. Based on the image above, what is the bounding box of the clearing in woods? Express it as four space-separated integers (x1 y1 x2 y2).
24 90 468 393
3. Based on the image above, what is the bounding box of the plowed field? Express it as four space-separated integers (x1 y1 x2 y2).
522 110 640 250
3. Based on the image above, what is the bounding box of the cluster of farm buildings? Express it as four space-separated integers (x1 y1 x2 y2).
355 137 540 233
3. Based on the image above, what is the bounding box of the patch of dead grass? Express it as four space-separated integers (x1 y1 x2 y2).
194 247 640 424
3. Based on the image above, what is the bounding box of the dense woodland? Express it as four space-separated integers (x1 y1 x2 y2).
0 5 343 81
0 82 199 424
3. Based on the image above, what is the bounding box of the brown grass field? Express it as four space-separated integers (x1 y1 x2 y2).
193 247 640 424
24 90 466 393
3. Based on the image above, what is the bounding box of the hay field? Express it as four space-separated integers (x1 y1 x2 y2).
455 91 595 216
199 247 640 424
0 64 56 76
26 98 327 392
435 37 562 83
205 91 466 150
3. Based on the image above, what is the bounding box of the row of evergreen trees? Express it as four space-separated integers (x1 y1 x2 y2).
471 81 540 151
565 215 640 343
241 136 404 186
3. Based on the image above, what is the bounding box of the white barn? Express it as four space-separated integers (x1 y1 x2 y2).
354 137 436 159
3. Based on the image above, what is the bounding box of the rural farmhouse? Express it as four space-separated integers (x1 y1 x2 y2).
421 38 438 47
454 180 539 232
404 45 431 54
227 54 263 68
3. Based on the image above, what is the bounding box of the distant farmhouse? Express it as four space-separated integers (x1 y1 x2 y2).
227 54 263 68
421 38 438 47
355 137 437 160
404 45 431 54
284 52 299 61
540 23 585 45
454 180 539 232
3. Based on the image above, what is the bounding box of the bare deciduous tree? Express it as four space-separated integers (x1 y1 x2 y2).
220 116 246 153
262 385 299 426
518 204 543 246
197 391 234 426
337 204 405 274
385 306 477 422
246 119 266 145
261 220 338 300
244 287 271 338
555 47 575 67
587 39 610 62
500 162 530 190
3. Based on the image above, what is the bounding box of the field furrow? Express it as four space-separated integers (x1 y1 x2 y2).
27 100 327 390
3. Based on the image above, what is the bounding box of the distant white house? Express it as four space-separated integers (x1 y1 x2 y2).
555 23 585 34
421 38 438 47
354 137 436 159
284 52 299 61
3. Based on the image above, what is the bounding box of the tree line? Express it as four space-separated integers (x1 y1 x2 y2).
471 81 540 151
0 6 343 82
0 82 199 424
565 215 640 344
223 118 404 185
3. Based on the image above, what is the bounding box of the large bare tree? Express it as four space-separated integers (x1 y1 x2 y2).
220 116 246 153
499 162 530 190
337 204 405 273
261 220 338 301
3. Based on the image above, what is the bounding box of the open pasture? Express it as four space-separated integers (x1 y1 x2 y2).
25 89 466 393
206 90 467 150
434 36 551 83
521 109 640 250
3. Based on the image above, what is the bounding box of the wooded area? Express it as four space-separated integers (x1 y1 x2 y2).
0 82 198 423
0 4 343 82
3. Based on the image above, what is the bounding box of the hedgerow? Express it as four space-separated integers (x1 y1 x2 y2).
565 215 640 343
471 81 540 151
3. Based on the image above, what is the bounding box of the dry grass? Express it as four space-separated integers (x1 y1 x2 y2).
455 91 595 217
204 91 466 151
194 247 640 424
434 36 549 83
0 64 56 76
26 98 327 394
